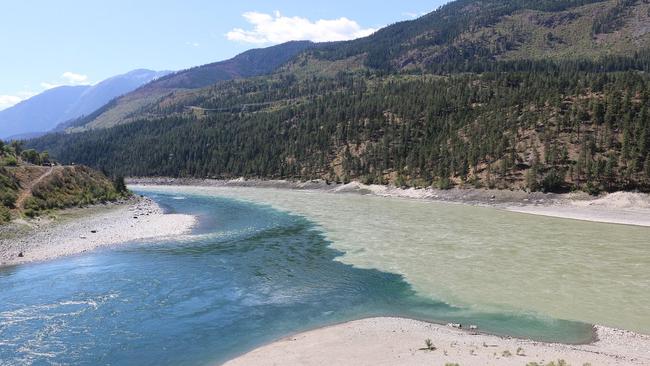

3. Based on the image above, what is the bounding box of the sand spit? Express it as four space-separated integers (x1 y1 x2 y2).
507 191 650 227
224 317 650 366
0 197 196 267
129 177 650 227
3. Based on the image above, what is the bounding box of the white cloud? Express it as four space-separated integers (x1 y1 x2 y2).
61 71 89 85
40 82 61 90
226 11 377 44
186 41 200 47
402 11 428 19
0 91 37 111
39 71 91 90
1 71 91 110
0 95 23 110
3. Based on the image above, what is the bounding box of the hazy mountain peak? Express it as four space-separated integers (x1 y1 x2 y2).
0 69 172 139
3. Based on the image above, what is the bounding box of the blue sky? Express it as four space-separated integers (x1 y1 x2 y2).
0 0 450 110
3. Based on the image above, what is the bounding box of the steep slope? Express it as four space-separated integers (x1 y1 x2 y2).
60 69 171 124
312 0 648 71
0 69 170 138
28 0 650 194
68 41 314 131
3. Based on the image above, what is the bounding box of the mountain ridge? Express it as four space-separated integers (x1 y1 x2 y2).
63 0 650 132
0 69 170 138
66 41 314 131
27 0 650 194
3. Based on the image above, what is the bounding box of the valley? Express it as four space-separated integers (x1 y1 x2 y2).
2 1 650 365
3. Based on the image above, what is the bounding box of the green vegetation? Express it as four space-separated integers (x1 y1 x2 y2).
20 149 50 165
0 140 129 223
526 361 593 366
592 0 636 34
421 339 436 351
526 360 570 366
25 0 650 194
29 66 650 193
22 166 127 217
0 142 21 223
65 41 314 131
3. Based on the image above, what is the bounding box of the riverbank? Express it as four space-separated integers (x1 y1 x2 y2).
0 196 196 267
224 317 650 366
128 177 650 227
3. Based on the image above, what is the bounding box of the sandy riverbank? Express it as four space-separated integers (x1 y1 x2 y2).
0 196 196 267
224 317 650 366
506 191 650 227
129 177 650 227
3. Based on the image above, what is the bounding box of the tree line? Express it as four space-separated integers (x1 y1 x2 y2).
29 64 650 194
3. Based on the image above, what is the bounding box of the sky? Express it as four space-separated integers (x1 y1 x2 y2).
0 0 450 110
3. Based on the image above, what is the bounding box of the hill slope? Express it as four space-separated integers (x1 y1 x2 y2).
312 0 647 71
67 41 314 131
0 69 170 138
0 141 128 223
28 0 650 194
56 69 171 128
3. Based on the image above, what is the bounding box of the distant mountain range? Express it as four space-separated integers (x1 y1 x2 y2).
0 69 170 139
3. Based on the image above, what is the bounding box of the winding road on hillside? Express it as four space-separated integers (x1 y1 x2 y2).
15 166 57 209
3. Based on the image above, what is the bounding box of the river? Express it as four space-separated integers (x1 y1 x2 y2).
1 186 647 365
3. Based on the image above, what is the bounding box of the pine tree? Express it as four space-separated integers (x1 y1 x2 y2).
113 176 128 194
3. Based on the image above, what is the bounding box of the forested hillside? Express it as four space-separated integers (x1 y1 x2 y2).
27 0 650 194
65 41 313 131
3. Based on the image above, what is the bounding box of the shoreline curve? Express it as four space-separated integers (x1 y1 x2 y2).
222 317 650 366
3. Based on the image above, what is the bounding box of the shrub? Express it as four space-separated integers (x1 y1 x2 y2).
526 360 571 366
0 191 17 208
541 168 565 192
424 338 436 351
113 176 128 194
437 177 453 190
0 206 11 222
3 156 17 167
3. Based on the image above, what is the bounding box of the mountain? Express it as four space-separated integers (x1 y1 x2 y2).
0 86 90 139
60 69 172 125
65 41 314 131
28 0 650 194
65 0 650 132
311 0 629 71
150 40 314 90
0 69 170 138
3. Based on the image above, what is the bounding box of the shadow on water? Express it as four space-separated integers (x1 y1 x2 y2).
0 192 593 366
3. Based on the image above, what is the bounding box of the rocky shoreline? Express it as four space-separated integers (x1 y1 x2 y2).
128 177 650 227
0 196 196 267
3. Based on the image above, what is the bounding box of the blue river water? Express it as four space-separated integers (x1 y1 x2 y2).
0 191 593 365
